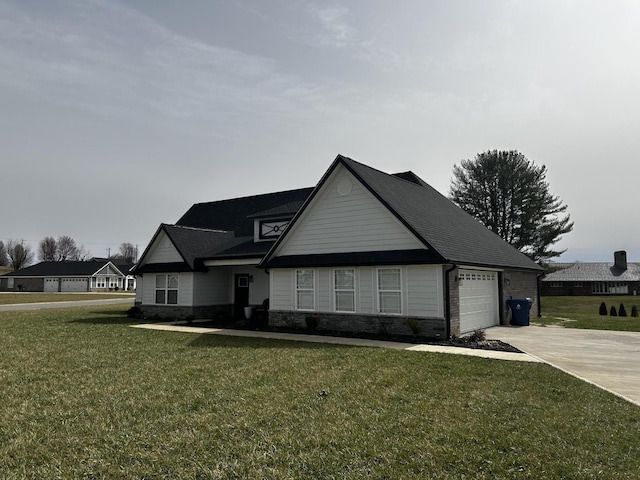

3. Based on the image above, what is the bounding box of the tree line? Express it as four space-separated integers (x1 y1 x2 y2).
0 237 138 270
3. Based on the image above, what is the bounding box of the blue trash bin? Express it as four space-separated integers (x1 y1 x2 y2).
507 298 532 326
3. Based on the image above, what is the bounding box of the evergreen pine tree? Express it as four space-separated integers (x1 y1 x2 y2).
599 302 607 316
619 303 627 317
610 306 618 317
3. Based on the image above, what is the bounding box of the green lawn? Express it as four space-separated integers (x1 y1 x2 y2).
540 296 640 331
0 306 638 478
0 292 133 305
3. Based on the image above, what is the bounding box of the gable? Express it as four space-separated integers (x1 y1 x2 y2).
273 165 425 257
94 263 123 277
141 230 183 265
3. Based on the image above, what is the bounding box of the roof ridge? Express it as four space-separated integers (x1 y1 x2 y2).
188 187 314 207
163 224 230 234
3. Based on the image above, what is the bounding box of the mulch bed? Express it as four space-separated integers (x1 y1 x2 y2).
171 318 522 354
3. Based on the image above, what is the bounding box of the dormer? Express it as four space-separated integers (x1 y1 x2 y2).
248 200 306 243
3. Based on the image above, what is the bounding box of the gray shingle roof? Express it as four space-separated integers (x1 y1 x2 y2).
3 260 123 277
543 263 640 282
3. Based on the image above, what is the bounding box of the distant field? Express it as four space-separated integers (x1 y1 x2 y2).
0 292 134 305
539 295 640 331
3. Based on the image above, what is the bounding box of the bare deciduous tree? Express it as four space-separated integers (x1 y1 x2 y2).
38 236 58 262
118 242 137 263
6 239 35 270
56 235 78 261
0 241 8 267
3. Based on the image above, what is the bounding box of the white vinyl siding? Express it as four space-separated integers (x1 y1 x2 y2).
143 232 182 264
270 269 294 310
276 167 424 256
407 265 443 317
193 270 229 306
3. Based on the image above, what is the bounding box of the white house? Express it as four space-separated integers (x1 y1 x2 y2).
133 155 542 337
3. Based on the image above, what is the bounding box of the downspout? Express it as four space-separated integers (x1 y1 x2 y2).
537 272 544 317
444 263 457 339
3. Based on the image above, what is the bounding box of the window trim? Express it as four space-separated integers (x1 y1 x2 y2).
295 269 315 311
334 268 356 313
155 274 179 305
377 267 402 315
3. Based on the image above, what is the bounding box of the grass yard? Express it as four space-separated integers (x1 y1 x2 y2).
0 292 133 305
540 296 640 331
0 306 638 479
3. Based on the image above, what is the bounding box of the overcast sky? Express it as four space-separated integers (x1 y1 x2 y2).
2 0 639 263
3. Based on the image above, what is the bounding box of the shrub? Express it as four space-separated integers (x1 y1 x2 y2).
305 315 320 331
619 304 627 317
599 302 607 316
610 306 618 317
632 306 639 318
126 306 142 319
407 318 421 336
468 329 486 343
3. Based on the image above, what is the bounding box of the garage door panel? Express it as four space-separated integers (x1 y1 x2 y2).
459 270 499 333
61 278 88 292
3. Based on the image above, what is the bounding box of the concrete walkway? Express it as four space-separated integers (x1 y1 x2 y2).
131 322 541 363
487 325 640 407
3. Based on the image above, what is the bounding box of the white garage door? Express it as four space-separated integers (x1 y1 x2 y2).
44 278 59 292
61 278 88 292
459 270 499 333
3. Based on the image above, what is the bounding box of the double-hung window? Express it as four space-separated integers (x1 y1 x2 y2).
296 270 315 310
378 268 402 314
156 274 178 304
334 269 355 312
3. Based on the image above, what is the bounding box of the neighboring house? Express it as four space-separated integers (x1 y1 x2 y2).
541 251 640 296
0 260 135 292
133 155 542 337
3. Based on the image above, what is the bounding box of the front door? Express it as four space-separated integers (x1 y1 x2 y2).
234 274 250 319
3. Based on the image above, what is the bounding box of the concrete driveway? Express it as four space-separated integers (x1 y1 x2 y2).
488 325 640 406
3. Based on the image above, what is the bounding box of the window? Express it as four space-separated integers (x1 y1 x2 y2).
334 269 355 312
296 270 314 310
574 282 583 287
592 282 628 294
156 274 178 304
550 282 562 288
378 268 402 314
95 277 106 288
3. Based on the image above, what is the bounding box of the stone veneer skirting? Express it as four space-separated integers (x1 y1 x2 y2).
136 302 233 320
269 310 447 339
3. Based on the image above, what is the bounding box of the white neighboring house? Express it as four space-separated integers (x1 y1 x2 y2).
133 155 542 337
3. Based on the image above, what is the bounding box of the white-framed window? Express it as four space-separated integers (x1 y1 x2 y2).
95 277 106 288
156 274 179 304
295 269 315 311
108 277 120 288
334 269 355 312
550 282 562 288
377 268 402 315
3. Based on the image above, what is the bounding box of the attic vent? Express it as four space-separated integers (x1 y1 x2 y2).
337 178 353 196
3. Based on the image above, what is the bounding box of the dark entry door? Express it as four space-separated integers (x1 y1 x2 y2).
234 274 250 318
